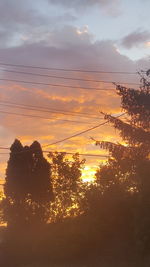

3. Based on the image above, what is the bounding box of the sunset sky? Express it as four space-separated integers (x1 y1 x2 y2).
0 0 150 184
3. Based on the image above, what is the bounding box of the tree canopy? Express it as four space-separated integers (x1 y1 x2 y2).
1 140 53 228
95 70 150 253
48 152 86 222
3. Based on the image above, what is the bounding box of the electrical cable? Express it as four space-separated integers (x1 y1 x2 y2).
43 113 126 147
0 68 140 85
0 62 138 75
0 77 140 89
0 110 97 124
0 101 102 120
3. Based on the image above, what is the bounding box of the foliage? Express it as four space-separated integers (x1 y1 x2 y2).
1 140 53 228
94 70 150 255
48 152 86 222
95 71 150 189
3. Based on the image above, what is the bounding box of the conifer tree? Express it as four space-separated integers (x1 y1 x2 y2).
95 70 150 252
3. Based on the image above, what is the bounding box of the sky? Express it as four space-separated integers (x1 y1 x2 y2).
0 0 150 184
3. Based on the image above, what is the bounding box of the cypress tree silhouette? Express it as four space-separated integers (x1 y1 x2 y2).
2 140 53 228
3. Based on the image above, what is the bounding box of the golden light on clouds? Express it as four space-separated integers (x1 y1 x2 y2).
0 34 140 187
145 41 150 47
76 25 89 35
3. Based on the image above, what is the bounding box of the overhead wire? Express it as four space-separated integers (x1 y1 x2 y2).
0 68 140 85
0 78 140 90
0 100 103 120
0 100 100 116
0 149 109 158
0 77 116 91
42 113 126 148
0 110 98 124
0 62 139 75
0 113 126 152
0 78 140 91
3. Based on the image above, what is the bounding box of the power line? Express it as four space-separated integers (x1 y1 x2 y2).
0 110 97 124
0 113 125 153
0 78 140 91
0 77 116 91
0 149 109 158
43 121 108 147
43 113 126 148
0 62 138 75
0 100 102 120
0 68 139 85
0 100 100 117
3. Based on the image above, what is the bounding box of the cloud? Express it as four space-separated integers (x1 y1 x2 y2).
121 30 150 49
47 0 121 15
0 26 139 124
0 27 137 147
48 0 118 9
0 0 76 48
0 0 44 47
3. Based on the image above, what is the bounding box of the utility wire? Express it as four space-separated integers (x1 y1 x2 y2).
0 62 138 75
0 100 100 117
0 110 96 124
43 121 109 147
0 68 139 85
0 75 140 88
0 78 140 90
0 78 116 91
0 149 109 158
0 101 102 120
43 113 126 148
0 113 125 152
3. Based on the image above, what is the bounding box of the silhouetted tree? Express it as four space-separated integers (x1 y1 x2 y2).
48 152 86 222
1 140 53 228
95 70 150 255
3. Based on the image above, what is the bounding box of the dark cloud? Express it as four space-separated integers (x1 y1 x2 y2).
121 30 150 49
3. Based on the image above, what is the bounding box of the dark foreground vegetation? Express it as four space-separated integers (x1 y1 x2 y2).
0 70 150 266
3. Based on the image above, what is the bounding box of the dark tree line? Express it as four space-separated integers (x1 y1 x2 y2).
0 142 86 227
